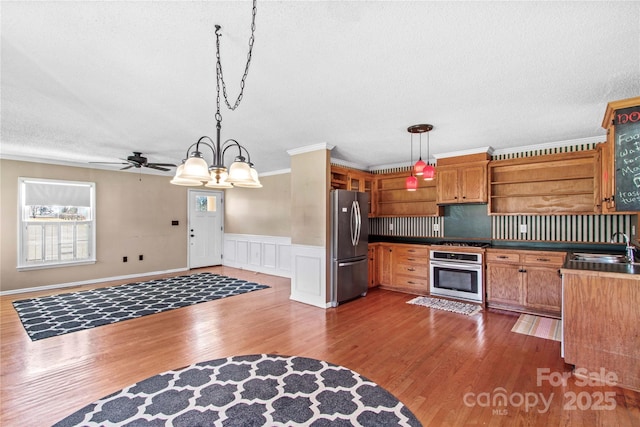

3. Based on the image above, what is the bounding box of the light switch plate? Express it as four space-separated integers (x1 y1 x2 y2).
520 224 527 234
433 223 440 232
389 223 394 231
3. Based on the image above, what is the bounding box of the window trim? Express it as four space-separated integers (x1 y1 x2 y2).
17 177 96 270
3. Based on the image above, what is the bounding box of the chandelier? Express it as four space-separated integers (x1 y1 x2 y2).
406 124 435 191
171 1 261 189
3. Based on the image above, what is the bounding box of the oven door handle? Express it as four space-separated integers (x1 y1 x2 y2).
430 261 482 270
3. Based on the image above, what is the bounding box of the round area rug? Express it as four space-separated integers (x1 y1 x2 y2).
54 354 422 426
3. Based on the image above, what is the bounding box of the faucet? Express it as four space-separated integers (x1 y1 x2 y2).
611 232 635 262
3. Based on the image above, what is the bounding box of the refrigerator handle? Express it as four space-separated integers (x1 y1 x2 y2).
350 200 357 246
338 259 365 267
354 200 361 246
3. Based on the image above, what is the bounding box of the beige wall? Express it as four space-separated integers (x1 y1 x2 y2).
1 159 189 292
224 172 291 237
290 149 329 247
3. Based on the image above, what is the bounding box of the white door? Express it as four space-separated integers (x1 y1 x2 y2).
188 189 224 268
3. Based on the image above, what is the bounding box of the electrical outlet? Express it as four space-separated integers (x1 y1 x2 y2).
433 223 440 232
520 224 527 234
389 223 393 231
139 255 143 261
123 256 128 262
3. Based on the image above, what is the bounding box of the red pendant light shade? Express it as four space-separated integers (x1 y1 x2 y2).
406 124 435 190
406 175 418 191
423 164 436 181
414 158 426 176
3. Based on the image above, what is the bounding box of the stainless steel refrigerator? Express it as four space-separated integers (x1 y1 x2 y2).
330 189 369 307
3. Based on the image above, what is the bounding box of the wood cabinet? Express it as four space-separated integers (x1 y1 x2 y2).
562 269 640 391
488 150 600 215
331 166 376 216
486 249 565 318
436 153 489 205
376 243 429 295
367 244 377 288
599 96 640 214
376 171 442 217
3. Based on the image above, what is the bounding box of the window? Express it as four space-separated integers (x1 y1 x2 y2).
18 178 96 270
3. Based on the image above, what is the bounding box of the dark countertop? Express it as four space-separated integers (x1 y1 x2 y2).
368 235 626 253
369 235 638 275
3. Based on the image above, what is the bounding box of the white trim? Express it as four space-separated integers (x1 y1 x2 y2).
287 143 335 156
491 135 604 156
289 244 327 309
223 234 292 278
330 158 369 171
433 146 495 160
0 268 189 296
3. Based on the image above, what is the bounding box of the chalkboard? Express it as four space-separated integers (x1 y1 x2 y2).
614 105 640 211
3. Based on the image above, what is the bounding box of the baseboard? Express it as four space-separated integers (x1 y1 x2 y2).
0 268 189 296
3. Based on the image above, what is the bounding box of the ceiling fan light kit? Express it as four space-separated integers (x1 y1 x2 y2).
171 0 262 189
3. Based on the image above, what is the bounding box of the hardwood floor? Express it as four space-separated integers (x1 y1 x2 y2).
1 266 638 426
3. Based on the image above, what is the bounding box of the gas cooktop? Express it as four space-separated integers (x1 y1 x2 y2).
435 241 490 248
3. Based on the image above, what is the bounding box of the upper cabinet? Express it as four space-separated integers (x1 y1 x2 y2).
600 96 640 213
330 165 376 216
436 153 489 205
489 150 600 215
376 172 442 217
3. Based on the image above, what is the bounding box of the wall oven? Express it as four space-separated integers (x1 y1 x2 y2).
429 249 483 302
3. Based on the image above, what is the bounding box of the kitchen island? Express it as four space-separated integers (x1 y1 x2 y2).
561 261 640 391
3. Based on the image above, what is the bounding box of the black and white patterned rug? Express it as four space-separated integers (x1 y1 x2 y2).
407 296 482 316
12 273 269 341
54 354 422 427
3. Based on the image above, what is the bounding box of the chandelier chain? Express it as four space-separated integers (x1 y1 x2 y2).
216 0 257 117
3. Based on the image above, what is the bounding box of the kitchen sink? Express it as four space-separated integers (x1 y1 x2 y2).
570 252 629 264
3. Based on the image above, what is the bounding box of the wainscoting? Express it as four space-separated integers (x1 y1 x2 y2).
289 244 327 309
223 234 292 278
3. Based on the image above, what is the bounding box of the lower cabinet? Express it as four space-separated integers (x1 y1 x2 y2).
486 249 565 318
375 243 429 295
367 245 377 288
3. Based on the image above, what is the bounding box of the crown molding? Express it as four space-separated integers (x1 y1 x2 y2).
432 146 494 160
286 143 335 157
490 135 604 156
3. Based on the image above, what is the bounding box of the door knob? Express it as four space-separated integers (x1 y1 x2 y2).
190 234 195 237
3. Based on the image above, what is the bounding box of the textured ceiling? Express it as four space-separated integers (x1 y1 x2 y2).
1 1 639 175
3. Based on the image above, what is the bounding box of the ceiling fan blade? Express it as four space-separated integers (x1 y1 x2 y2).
147 164 171 172
89 162 129 165
149 163 177 167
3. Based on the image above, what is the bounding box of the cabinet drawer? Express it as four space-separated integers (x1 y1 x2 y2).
394 263 428 277
523 253 565 266
486 252 521 263
394 275 429 290
394 245 429 259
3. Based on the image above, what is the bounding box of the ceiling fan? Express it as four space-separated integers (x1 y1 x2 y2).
90 152 177 172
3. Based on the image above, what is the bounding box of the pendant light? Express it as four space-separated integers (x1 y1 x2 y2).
422 127 436 181
407 124 435 182
405 132 418 191
171 1 262 189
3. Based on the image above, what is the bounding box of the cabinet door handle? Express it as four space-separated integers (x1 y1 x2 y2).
408 281 417 284
408 249 416 253
518 269 527 273
536 258 550 262
407 258 416 261
407 268 415 272
497 255 509 259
